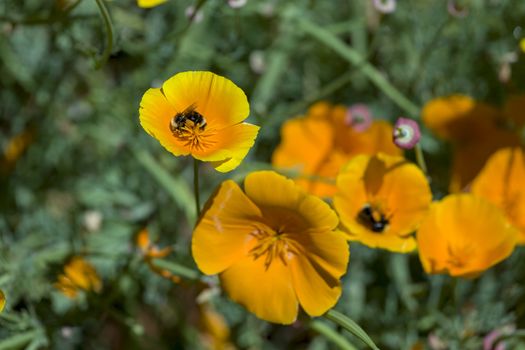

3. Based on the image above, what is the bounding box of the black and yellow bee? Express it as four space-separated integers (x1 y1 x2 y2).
169 104 207 135
357 204 389 233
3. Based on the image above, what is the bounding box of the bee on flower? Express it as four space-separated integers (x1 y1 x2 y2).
334 153 432 253
139 71 259 172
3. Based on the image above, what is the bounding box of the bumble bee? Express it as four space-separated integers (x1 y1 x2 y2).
169 104 207 134
357 204 389 233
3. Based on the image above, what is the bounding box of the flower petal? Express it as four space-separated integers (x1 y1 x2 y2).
244 171 304 210
220 255 298 324
139 88 190 157
162 71 249 130
193 123 260 172
192 180 263 275
288 230 349 316
471 147 525 241
137 0 167 7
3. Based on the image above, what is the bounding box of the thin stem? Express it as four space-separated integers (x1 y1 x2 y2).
414 143 428 175
297 17 419 118
193 158 201 217
93 0 113 69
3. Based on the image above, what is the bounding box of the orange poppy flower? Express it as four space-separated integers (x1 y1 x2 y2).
422 94 521 192
139 71 259 172
192 171 349 324
136 228 181 283
421 94 499 142
334 153 432 253
272 101 401 197
137 0 167 8
417 194 518 278
54 257 102 298
471 147 525 243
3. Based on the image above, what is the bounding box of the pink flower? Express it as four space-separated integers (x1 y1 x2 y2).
483 325 515 350
393 117 421 149
345 104 373 132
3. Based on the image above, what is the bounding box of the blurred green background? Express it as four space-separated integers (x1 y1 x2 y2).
1 0 525 349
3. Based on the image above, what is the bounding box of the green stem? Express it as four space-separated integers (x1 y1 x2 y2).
285 70 355 117
133 148 194 223
310 320 358 350
414 143 428 175
93 0 113 69
324 309 380 350
193 158 201 218
297 17 419 118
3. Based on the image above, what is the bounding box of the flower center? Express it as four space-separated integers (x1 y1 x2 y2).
248 225 296 270
169 105 216 151
357 203 389 233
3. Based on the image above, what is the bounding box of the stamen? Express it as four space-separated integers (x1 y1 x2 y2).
249 226 294 270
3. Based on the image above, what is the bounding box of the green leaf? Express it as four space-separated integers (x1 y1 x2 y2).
324 309 380 350
310 320 358 350
0 329 42 350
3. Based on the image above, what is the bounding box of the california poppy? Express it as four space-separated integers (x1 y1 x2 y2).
334 153 431 253
417 194 518 278
422 94 521 192
192 171 349 324
272 102 401 197
471 147 525 243
139 71 259 172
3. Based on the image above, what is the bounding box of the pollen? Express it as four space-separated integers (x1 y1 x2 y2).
249 226 296 270
172 121 217 151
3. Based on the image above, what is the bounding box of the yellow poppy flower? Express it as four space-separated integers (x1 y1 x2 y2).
54 257 102 298
417 194 518 278
272 101 401 197
471 147 525 242
192 171 349 324
334 153 432 253
136 228 180 283
137 0 167 8
139 71 259 172
0 289 5 313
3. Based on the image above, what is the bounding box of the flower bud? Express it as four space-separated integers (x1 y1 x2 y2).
393 117 421 149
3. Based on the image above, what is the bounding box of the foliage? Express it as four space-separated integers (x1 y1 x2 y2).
1 0 525 349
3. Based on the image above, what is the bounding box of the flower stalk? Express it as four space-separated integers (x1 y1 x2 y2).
193 158 201 217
